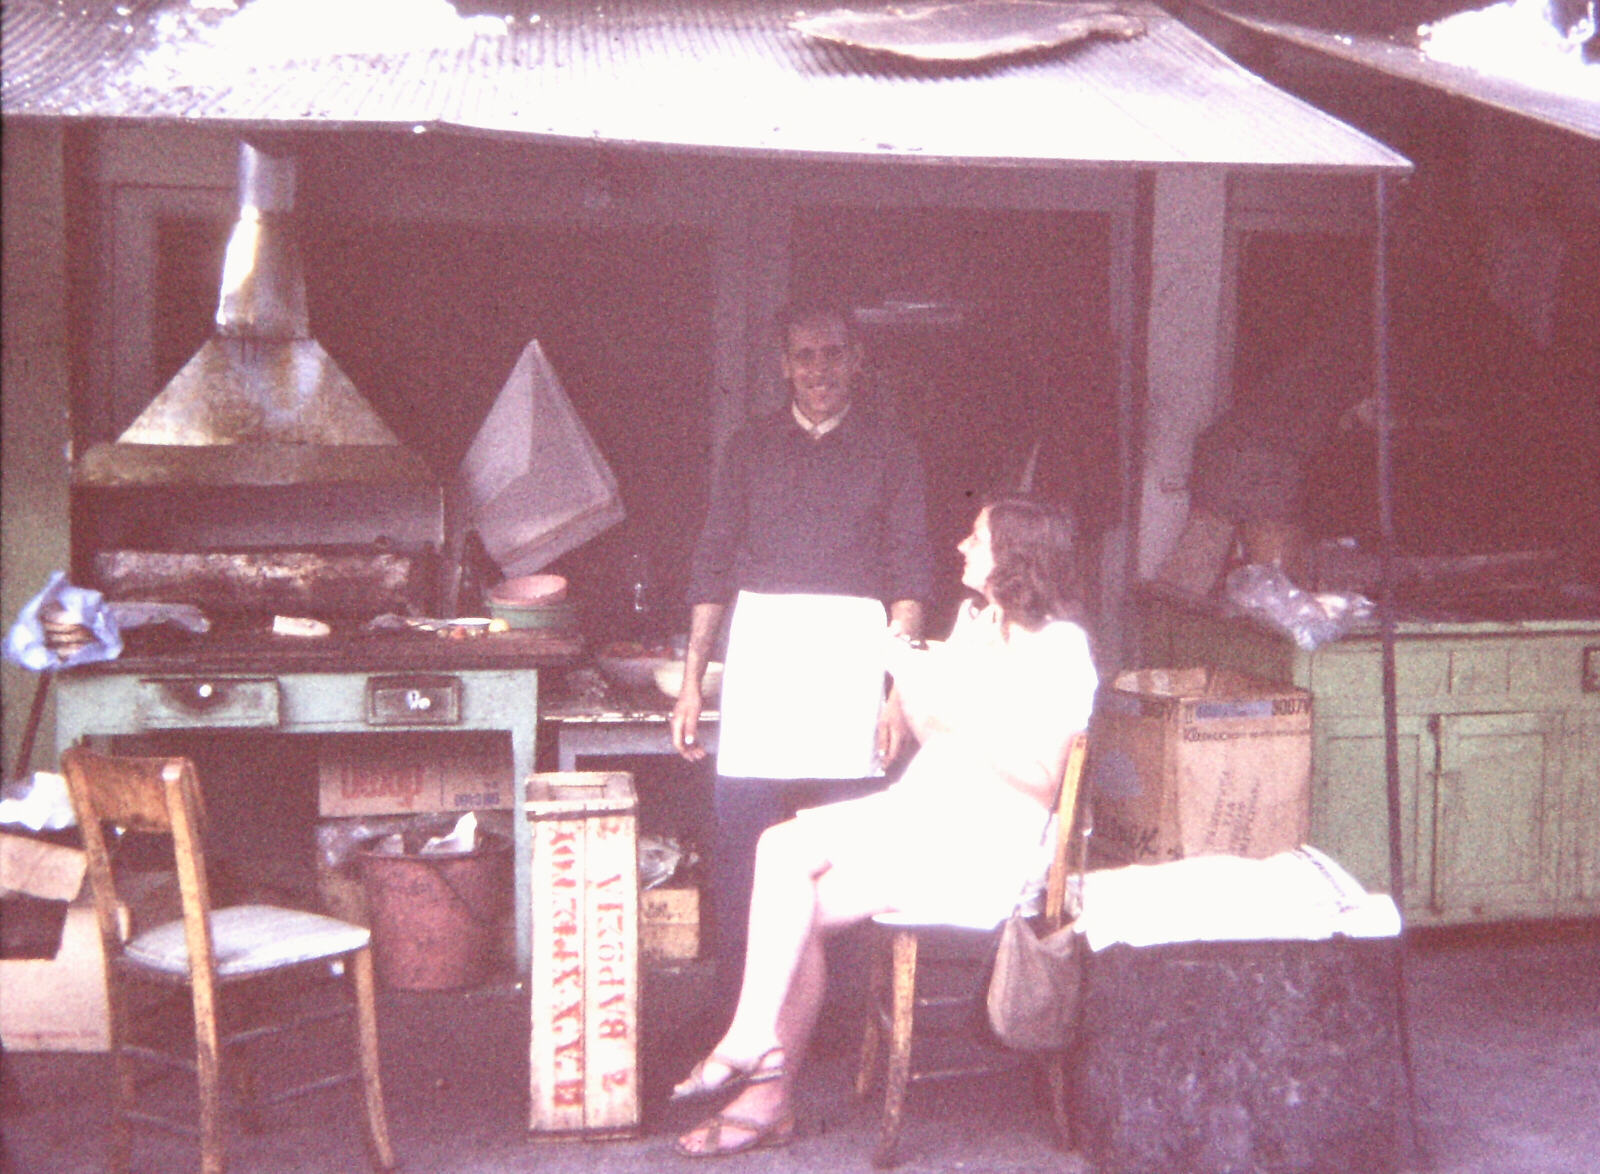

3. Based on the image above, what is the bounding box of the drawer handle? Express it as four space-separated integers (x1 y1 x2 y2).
161 680 231 712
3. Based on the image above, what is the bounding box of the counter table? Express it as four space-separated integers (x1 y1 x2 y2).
1135 584 1600 925
55 628 579 971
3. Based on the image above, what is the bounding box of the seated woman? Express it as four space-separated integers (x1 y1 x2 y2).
670 495 1099 1158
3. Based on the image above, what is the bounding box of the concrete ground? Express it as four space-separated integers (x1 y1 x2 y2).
3 918 1597 1174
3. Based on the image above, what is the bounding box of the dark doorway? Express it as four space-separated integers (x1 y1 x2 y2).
792 205 1117 630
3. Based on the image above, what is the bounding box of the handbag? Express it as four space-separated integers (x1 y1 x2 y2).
985 778 1090 1053
985 907 1084 1052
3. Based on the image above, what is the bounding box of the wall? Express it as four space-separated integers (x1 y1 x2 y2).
1 122 72 775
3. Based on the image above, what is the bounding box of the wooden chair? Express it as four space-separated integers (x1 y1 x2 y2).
855 734 1088 1168
60 746 395 1174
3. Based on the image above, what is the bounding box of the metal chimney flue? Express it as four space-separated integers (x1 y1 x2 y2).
215 142 309 341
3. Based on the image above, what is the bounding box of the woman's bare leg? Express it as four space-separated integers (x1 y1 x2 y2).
716 821 828 1058
676 820 891 1154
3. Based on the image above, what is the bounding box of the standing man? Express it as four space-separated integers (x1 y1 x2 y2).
671 299 933 1016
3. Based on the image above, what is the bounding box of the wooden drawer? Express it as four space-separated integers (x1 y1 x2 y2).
135 677 280 729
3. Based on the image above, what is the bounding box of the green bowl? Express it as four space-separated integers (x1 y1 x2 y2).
487 599 578 630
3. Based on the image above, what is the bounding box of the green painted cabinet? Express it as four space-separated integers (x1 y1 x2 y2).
1136 585 1600 926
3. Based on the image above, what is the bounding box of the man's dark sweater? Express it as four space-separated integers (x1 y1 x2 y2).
686 406 933 607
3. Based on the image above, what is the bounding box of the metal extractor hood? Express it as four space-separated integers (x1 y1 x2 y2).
75 141 436 490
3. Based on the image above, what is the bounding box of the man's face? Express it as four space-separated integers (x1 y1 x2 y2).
782 315 860 425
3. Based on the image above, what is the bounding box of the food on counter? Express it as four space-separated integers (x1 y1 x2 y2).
271 615 332 638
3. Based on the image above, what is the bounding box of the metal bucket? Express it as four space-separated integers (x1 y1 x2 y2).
356 830 512 991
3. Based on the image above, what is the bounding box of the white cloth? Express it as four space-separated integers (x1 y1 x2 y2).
797 612 1098 928
1075 845 1403 951
715 591 888 780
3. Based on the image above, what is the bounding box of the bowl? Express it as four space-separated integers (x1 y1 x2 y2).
488 574 568 608
594 640 677 690
486 598 578 630
653 660 723 700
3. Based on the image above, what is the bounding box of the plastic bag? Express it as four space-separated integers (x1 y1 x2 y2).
639 834 693 890
0 772 76 832
3 572 122 671
1224 564 1372 651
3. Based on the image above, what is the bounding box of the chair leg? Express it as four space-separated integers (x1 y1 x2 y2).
350 947 395 1171
855 930 889 1098
105 979 137 1174
191 978 226 1174
872 929 919 1169
1043 1053 1072 1151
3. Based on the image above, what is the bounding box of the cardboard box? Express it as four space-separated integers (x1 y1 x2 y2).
0 898 129 1052
0 832 129 1053
1088 667 1312 865
317 732 513 817
526 771 639 1136
641 885 699 962
1 831 87 902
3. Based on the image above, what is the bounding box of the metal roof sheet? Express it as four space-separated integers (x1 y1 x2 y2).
1193 3 1600 141
1 0 1408 171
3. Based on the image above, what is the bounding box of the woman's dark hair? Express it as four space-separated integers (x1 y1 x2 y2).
983 495 1084 631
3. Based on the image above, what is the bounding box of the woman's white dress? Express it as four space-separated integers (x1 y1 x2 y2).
795 603 1098 928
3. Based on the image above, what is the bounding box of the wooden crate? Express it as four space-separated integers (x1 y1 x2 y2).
641 884 700 962
526 771 639 1136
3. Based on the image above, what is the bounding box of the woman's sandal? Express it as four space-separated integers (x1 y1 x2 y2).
669 1046 786 1103
672 1109 797 1158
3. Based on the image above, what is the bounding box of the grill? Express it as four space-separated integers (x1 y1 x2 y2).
72 140 445 625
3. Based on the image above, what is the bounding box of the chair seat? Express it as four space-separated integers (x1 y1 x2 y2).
872 908 1005 931
873 884 1043 931
124 904 371 979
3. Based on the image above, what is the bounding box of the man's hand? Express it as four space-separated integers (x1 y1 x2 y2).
670 687 707 761
875 686 913 768
672 601 725 762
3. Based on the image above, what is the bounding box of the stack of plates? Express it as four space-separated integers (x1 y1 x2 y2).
39 604 97 655
486 575 577 630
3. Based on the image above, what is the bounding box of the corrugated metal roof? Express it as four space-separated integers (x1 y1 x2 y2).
1 0 1408 171
1194 3 1600 141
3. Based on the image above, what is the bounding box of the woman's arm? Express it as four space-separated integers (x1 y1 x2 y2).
900 620 1097 809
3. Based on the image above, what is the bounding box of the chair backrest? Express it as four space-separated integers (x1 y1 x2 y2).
59 746 220 983
1040 733 1088 932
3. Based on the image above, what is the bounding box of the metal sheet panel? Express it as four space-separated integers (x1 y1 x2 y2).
1193 2 1600 141
1 0 1408 171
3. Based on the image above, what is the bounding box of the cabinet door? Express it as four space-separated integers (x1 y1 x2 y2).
1312 716 1431 909
1432 712 1563 921
1560 713 1600 912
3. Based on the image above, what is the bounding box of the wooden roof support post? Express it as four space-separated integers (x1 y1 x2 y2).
1134 168 1229 581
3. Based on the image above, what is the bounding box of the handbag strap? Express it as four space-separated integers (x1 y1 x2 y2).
1012 734 1091 928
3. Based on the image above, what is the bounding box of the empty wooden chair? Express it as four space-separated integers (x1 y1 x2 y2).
60 746 395 1174
855 734 1088 1168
